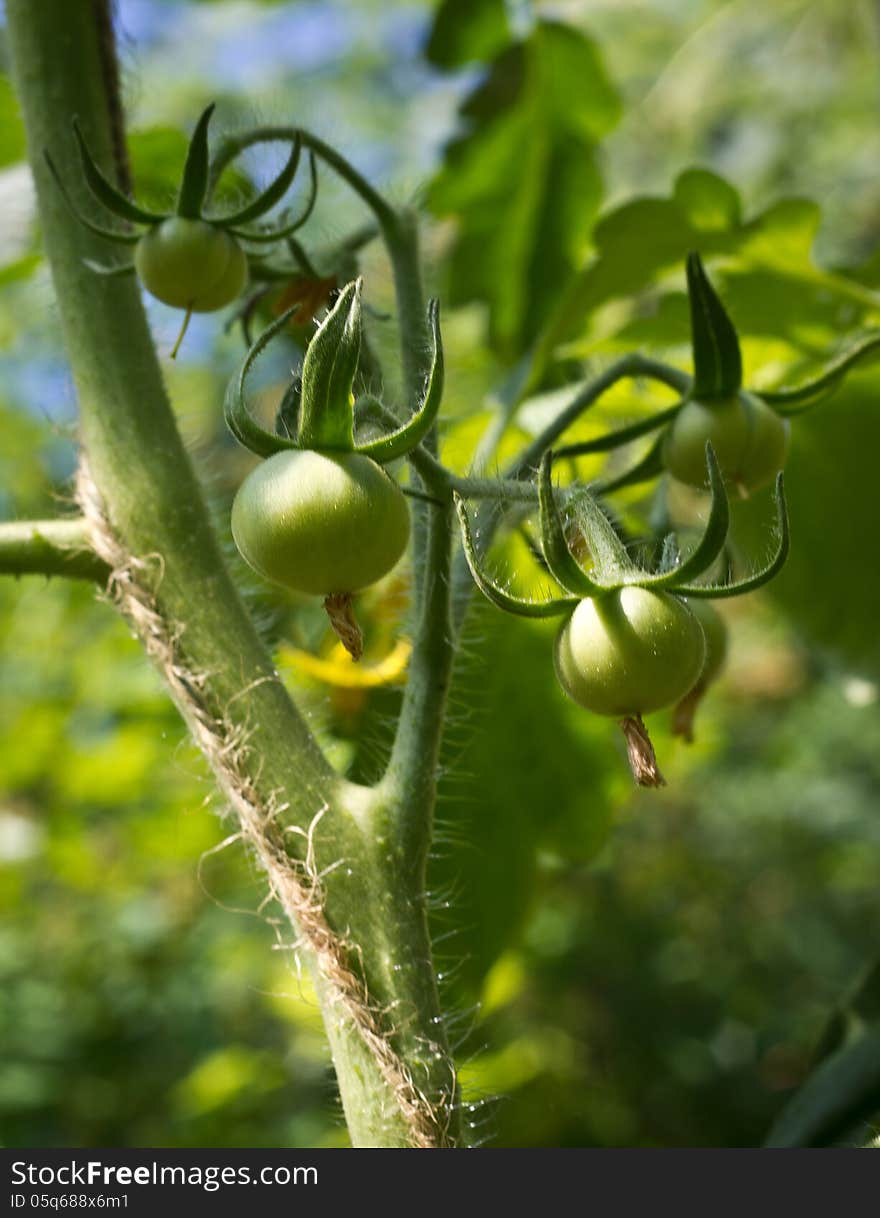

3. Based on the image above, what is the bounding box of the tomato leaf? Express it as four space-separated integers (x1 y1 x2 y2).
425 0 511 69
429 20 620 362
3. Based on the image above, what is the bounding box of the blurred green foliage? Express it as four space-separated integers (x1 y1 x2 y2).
2 0 880 1149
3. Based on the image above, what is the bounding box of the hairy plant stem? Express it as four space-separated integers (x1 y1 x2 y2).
6 0 459 1148
0 517 109 581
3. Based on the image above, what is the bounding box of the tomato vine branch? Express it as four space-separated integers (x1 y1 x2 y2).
0 517 109 582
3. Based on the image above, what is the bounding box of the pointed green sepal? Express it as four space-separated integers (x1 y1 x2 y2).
223 306 301 458
674 472 789 598
564 487 636 588
687 251 743 400
297 279 361 451
228 152 318 245
72 119 167 226
356 299 444 464
43 150 140 245
536 453 603 597
275 378 301 439
641 444 729 588
556 403 682 459
761 332 880 415
454 495 580 620
176 103 215 220
219 133 303 227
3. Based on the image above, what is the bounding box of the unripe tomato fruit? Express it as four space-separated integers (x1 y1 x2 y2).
135 218 248 312
231 449 410 596
684 598 728 687
663 391 789 492
554 587 705 717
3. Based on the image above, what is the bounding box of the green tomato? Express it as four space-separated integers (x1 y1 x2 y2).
231 449 410 596
685 598 728 687
554 587 706 717
135 218 248 312
663 391 789 493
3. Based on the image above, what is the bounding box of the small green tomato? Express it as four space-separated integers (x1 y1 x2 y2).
687 599 728 687
231 449 410 597
672 599 729 741
135 217 248 312
554 587 706 717
663 391 789 493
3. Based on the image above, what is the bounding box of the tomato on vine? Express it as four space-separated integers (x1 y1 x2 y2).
663 390 790 494
45 104 317 355
671 598 728 742
231 449 411 653
456 444 789 786
554 587 705 719
225 278 444 659
134 218 248 313
550 253 880 504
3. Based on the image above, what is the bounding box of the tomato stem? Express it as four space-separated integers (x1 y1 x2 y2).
169 303 193 360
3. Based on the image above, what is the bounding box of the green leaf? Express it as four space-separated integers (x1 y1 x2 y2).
429 19 620 361
429 610 616 999
0 254 41 286
686 251 743 400
130 126 250 212
425 0 511 68
540 172 849 368
674 169 742 232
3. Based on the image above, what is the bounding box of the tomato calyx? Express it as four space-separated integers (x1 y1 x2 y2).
224 277 444 467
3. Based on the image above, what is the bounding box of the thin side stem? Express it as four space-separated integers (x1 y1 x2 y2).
510 354 690 480
381 500 456 861
209 126 396 232
0 517 109 582
450 355 691 630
